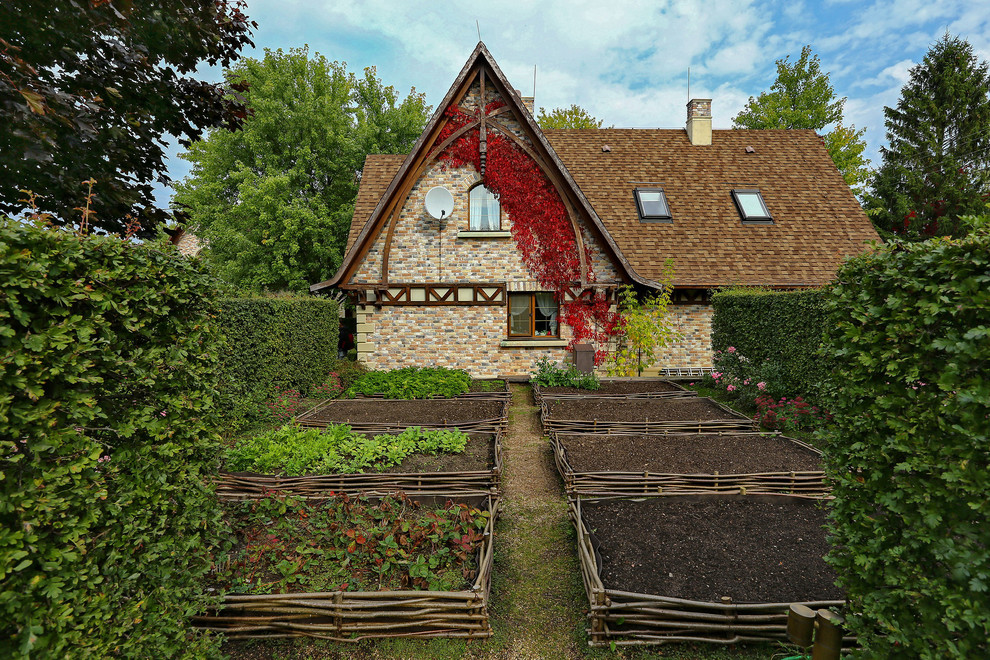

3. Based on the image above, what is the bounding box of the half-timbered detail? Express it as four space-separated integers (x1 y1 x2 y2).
313 43 877 376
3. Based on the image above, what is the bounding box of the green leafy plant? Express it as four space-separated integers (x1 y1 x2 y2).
345 367 471 399
1 218 227 658
224 424 470 475
531 357 600 390
216 295 339 409
821 219 990 657
605 262 677 377
710 287 830 400
215 492 490 594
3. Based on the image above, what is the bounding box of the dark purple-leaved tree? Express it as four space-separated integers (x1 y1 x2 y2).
0 0 256 237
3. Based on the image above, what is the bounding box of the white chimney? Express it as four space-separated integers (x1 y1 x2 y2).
686 98 712 146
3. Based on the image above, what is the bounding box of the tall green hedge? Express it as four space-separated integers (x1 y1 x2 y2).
217 296 339 400
0 222 226 658
822 222 990 657
710 288 828 397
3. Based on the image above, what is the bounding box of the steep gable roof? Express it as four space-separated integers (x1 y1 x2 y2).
312 42 639 292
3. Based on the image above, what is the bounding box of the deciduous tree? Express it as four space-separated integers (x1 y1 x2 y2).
0 0 255 237
864 34 990 240
537 104 605 129
733 45 870 196
173 48 430 292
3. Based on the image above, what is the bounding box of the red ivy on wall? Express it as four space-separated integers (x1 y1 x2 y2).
436 102 622 362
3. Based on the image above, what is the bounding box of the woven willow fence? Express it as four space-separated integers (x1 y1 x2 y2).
194 494 499 642
217 431 503 501
539 397 756 436
533 378 695 405
295 396 509 435
569 497 845 647
550 432 827 498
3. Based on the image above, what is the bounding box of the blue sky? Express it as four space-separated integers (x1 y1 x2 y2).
157 0 990 205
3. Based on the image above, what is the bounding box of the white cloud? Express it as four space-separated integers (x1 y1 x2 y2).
151 0 990 206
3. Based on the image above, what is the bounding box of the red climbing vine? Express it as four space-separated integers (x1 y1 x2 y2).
435 101 622 363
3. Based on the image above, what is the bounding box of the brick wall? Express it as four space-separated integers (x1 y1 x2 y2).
356 305 576 377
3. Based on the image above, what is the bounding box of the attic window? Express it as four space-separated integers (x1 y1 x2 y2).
731 189 772 224
634 188 672 223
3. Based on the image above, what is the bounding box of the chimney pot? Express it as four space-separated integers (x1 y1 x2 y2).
686 98 712 146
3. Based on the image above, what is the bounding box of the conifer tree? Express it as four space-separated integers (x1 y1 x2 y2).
865 34 990 239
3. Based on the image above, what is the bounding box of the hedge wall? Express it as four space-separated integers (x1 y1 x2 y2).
822 223 990 657
710 288 829 398
217 296 339 400
0 222 225 658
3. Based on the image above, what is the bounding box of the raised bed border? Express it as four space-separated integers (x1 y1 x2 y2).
194 494 500 642
295 395 510 435
569 496 845 647
550 431 827 498
539 396 757 435
533 378 695 406
216 430 503 500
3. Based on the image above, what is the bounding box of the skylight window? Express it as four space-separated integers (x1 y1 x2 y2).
731 189 772 223
634 188 672 223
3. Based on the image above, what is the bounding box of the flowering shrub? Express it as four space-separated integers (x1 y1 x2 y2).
311 372 344 400
266 386 304 423
754 395 831 433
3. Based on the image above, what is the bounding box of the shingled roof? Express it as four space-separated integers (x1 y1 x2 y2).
344 127 877 288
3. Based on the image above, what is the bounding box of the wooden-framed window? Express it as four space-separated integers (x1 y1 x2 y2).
469 184 501 231
508 292 559 338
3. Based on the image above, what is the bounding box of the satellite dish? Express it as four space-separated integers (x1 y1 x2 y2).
425 186 454 220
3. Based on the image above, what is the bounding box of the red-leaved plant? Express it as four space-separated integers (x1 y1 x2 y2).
754 395 831 433
436 102 622 363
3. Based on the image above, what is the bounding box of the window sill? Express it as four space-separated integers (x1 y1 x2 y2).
457 230 512 239
500 339 568 348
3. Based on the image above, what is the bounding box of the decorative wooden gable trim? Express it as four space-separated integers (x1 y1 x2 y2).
311 42 649 294
351 283 506 308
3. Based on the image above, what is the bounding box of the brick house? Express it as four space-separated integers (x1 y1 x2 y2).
311 43 877 377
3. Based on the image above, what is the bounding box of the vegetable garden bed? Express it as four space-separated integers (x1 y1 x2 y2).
541 397 755 434
533 378 693 404
217 430 503 499
551 432 826 497
194 493 499 642
351 379 510 400
296 398 509 434
570 495 845 647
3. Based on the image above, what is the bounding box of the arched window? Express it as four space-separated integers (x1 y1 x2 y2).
469 185 501 231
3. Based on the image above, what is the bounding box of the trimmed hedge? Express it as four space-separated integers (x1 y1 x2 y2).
0 222 226 658
822 223 990 657
217 296 339 400
710 288 829 398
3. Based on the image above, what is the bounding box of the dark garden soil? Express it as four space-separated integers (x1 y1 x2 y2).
560 433 821 473
301 399 504 425
547 397 746 422
582 496 842 603
541 380 684 396
387 433 494 473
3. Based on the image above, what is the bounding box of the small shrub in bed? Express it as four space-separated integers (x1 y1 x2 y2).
822 218 990 657
224 424 470 475
345 366 471 399
216 492 490 593
531 357 600 390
